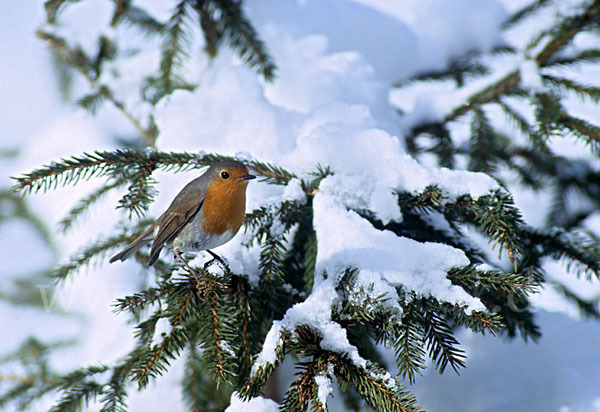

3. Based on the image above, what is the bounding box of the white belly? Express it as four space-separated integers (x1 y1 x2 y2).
169 227 235 252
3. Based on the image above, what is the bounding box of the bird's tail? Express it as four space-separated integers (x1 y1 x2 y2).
109 227 155 263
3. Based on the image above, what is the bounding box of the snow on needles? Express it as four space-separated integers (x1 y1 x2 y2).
42 0 501 382
251 174 488 373
313 192 485 313
152 2 500 374
251 279 368 376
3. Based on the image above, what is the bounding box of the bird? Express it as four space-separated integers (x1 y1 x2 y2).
109 160 256 269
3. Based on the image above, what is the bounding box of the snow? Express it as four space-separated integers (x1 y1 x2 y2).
353 0 507 73
252 278 367 375
152 317 173 345
248 0 419 83
312 192 485 312
251 321 284 376
225 393 279 412
314 373 334 407
252 181 486 375
3 0 600 411
519 58 545 91
282 178 306 202
280 281 365 368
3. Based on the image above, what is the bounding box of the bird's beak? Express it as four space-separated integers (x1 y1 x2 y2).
240 173 256 181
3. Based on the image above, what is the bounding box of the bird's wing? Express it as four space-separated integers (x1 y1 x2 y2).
148 179 206 265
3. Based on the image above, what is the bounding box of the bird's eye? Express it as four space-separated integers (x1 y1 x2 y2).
220 171 230 180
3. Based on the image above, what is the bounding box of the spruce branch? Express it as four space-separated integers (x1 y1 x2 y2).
248 160 297 185
118 278 201 389
546 49 600 68
178 271 238 386
209 292 228 381
282 325 422 412
240 297 251 378
447 266 536 296
196 0 224 57
393 322 426 385
147 0 196 103
302 164 334 196
43 365 110 412
440 307 503 336
259 236 287 283
240 329 289 399
98 365 129 412
36 30 157 145
496 98 547 149
396 185 448 215
280 358 328 411
117 169 158 218
534 2 600 65
542 74 600 102
547 182 571 228
115 283 176 315
469 107 497 173
332 355 421 412
472 191 525 266
13 150 143 194
229 276 254 380
76 86 112 114
132 323 189 389
1 188 57 253
13 150 299 195
553 282 600 319
396 187 525 266
49 381 105 412
534 92 600 150
445 68 522 122
425 124 456 168
110 0 127 26
502 0 551 28
58 180 126 232
180 340 235 412
44 0 85 24
54 365 111 390
51 232 139 282
405 1 600 146
119 5 164 35
20 1 600 410
206 0 276 80
0 380 38 410
526 227 600 279
13 150 204 194
465 310 503 334
564 117 600 149
133 313 164 346
422 308 466 374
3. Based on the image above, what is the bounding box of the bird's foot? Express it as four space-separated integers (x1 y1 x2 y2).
173 249 198 278
203 250 229 272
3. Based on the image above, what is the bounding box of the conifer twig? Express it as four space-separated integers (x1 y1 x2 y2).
408 1 600 139
36 30 157 146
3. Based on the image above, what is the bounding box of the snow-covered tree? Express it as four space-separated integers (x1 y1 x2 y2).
4 0 600 411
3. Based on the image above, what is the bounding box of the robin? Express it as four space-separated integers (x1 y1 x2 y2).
109 160 256 269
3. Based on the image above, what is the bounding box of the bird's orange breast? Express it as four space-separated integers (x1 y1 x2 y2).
201 180 248 236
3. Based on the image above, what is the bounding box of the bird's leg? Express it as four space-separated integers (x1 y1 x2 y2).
173 249 198 278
